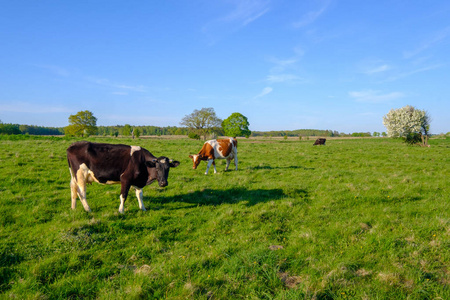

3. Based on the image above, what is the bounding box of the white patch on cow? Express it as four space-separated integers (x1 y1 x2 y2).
70 168 78 210
130 145 141 156
105 180 120 184
206 139 220 157
160 158 167 164
76 163 119 185
77 163 96 184
208 139 236 159
72 164 93 212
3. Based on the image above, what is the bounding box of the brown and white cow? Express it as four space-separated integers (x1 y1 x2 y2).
67 141 180 213
189 137 238 175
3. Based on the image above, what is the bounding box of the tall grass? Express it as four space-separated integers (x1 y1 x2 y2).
0 136 449 299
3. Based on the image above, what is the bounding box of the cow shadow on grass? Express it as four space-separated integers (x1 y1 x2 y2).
149 187 309 208
249 165 315 171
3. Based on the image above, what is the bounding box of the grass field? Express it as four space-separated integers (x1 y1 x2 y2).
0 135 449 299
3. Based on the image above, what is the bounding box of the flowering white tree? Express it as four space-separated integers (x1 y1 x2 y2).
383 105 430 145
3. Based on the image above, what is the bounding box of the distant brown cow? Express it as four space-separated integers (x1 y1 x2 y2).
313 138 326 145
189 137 238 174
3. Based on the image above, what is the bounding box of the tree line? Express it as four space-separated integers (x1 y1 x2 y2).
1 105 436 145
0 121 379 138
96 125 189 137
0 121 376 138
0 122 64 135
63 108 252 140
252 129 341 137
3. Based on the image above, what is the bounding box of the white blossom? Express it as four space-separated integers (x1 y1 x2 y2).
382 105 430 138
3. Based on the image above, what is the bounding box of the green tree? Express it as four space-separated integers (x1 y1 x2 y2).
174 127 186 135
180 107 222 140
0 123 21 135
133 128 141 139
222 112 251 138
122 124 132 137
65 110 98 137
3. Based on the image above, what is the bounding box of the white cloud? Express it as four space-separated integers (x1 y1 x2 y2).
292 0 331 28
265 48 305 84
365 64 391 75
349 90 404 103
255 87 273 98
242 7 270 26
293 46 305 56
403 26 450 59
86 77 146 92
219 0 270 26
202 0 270 42
0 101 72 113
267 57 299 73
266 74 303 83
385 64 442 81
34 64 70 77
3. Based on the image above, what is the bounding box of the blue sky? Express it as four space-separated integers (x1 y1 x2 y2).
1 1 449 134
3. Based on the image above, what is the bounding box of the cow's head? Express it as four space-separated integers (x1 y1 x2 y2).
189 154 202 170
146 157 180 187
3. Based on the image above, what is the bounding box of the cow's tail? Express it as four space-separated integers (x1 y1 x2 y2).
67 155 77 183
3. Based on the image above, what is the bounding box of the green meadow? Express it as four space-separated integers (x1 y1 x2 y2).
0 136 449 299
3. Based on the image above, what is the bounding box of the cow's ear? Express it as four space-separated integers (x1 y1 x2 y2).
189 155 193 159
146 158 157 167
169 160 180 168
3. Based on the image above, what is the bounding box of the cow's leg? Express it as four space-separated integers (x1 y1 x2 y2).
226 158 231 171
70 176 78 210
75 169 91 212
205 159 214 175
234 154 238 170
119 195 125 214
119 183 131 213
135 188 146 211
212 160 217 173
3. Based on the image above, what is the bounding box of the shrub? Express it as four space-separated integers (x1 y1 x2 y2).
404 132 422 145
188 132 200 140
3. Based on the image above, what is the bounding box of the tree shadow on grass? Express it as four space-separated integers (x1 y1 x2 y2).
0 245 24 293
149 187 309 208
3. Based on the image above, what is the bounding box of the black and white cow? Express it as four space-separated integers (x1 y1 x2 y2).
67 141 180 213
